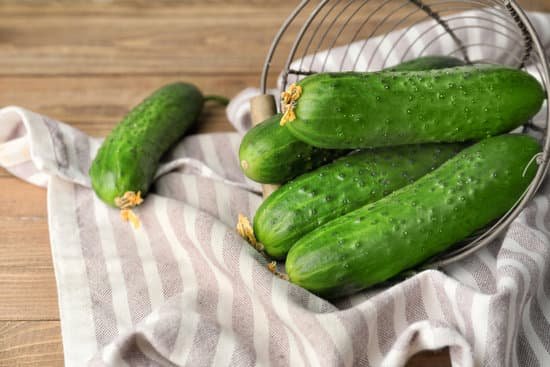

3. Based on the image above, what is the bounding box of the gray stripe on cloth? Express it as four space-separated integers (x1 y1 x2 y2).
376 294 396 355
222 230 257 367
251 261 290 367
455 284 475 354
178 207 221 367
139 202 184 299
404 278 429 323
287 286 342 367
107 207 152 325
517 323 540 367
75 185 119 347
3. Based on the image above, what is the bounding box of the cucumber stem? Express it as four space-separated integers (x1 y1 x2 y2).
115 191 144 229
280 84 302 126
204 94 230 106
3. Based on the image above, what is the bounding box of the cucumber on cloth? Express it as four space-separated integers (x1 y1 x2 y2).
90 82 229 228
286 134 540 298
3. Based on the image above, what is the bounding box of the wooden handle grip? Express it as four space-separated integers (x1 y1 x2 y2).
250 94 279 198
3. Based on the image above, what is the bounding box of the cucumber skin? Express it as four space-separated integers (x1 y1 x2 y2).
386 56 465 71
254 143 463 259
239 114 347 184
90 82 203 206
286 65 545 149
240 56 466 184
286 134 540 298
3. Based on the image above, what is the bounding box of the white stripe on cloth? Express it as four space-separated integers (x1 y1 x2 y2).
48 177 99 365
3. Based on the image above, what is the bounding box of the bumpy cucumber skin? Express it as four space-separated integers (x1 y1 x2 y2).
240 56 466 184
286 65 545 149
239 114 347 184
286 135 540 298
90 82 203 206
254 143 463 259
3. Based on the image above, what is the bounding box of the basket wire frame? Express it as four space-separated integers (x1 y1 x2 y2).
258 0 550 269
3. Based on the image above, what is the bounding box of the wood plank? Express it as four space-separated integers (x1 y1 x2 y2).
10 0 550 77
0 0 545 14
0 177 55 321
0 0 286 15
0 178 46 220
0 217 50 269
0 3 297 75
0 0 546 76
0 217 53 268
517 0 550 11
0 321 63 367
0 267 59 321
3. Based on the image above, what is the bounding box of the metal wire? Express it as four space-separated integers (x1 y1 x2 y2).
259 0 550 269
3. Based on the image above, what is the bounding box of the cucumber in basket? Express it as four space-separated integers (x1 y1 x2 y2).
285 134 540 298
385 55 466 71
239 114 347 184
90 82 228 225
281 65 544 149
254 143 463 259
239 56 467 184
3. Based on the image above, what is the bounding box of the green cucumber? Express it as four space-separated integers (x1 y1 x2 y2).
254 143 463 259
239 114 347 184
240 56 466 183
90 82 204 207
286 134 540 298
386 55 466 71
283 65 544 148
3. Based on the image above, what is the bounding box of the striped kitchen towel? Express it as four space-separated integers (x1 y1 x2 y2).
2 9 550 367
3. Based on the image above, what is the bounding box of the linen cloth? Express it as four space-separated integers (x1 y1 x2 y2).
2 9 550 367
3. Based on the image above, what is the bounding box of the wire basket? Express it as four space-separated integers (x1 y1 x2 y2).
251 0 550 269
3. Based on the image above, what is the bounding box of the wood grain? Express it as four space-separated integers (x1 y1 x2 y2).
0 2 292 75
0 0 548 365
3 0 545 77
0 178 58 321
0 321 63 367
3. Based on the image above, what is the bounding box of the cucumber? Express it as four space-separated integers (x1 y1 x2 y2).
254 143 463 259
90 82 204 207
239 114 347 184
282 65 545 148
386 55 465 71
240 56 466 183
285 134 540 298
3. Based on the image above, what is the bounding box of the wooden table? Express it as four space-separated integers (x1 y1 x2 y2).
0 1 548 366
